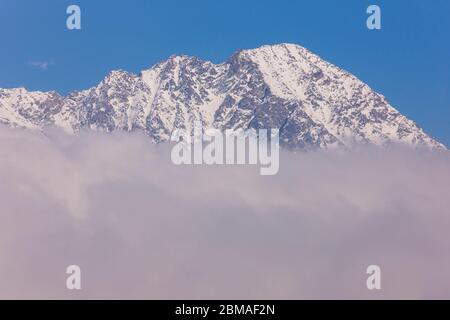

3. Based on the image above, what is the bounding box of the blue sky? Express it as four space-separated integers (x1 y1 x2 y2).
0 0 449 145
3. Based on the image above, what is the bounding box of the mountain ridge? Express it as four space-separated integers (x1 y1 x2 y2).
0 43 446 150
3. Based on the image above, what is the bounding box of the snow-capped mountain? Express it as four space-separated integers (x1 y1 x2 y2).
0 43 445 149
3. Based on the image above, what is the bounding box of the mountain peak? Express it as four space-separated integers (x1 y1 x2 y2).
243 42 308 53
0 43 446 150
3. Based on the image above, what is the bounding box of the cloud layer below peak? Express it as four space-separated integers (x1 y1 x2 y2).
0 126 449 299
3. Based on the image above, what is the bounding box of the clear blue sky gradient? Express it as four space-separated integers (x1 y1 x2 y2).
1 0 449 145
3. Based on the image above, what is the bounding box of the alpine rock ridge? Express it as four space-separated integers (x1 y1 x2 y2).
0 43 445 150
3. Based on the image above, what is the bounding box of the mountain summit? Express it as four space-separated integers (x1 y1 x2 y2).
0 43 445 149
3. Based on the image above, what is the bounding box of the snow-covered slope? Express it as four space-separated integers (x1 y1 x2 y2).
0 43 445 149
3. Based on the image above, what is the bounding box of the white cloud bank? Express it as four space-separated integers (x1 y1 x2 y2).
0 126 449 299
